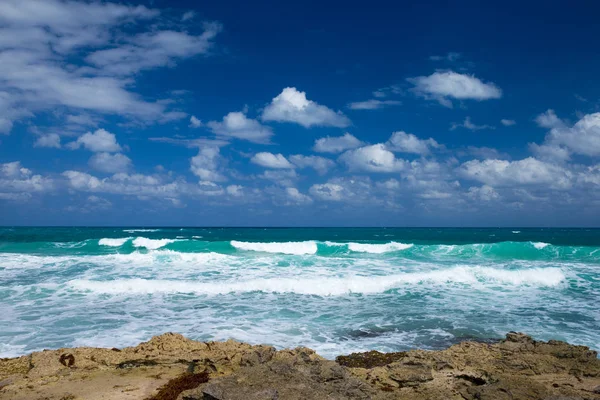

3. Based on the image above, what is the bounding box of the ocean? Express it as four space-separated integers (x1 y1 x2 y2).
1 227 599 359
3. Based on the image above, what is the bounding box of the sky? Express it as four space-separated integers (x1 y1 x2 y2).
1 0 600 227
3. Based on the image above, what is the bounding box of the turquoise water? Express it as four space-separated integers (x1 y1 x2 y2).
1 227 599 359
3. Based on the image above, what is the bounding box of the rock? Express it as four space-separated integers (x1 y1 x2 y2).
0 332 599 400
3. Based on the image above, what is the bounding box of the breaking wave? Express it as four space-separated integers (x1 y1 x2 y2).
230 240 318 255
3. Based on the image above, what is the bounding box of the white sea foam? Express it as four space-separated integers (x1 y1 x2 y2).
68 266 565 296
512 231 521 234
132 237 177 250
532 242 550 249
231 240 317 255
347 242 414 254
99 237 131 247
123 229 160 233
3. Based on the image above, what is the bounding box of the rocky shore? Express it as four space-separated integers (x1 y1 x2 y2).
1 332 599 400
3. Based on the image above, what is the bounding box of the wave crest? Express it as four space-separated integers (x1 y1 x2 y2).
68 266 565 296
231 240 317 255
132 237 177 250
99 238 131 247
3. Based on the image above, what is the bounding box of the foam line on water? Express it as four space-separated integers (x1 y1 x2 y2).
99 238 131 247
231 240 317 255
346 242 414 254
132 237 177 250
68 266 565 296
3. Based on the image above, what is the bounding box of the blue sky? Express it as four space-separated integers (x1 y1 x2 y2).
1 0 600 226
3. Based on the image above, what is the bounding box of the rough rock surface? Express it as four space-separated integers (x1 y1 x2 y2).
0 332 598 400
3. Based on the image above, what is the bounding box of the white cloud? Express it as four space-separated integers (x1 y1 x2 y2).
500 119 516 126
539 112 600 157
408 71 502 107
226 185 243 197
0 161 53 199
67 129 122 152
339 144 406 173
208 112 273 143
86 23 222 76
289 155 335 175
386 131 441 155
251 152 294 169
34 133 61 148
89 152 132 174
0 0 217 133
190 146 227 182
309 183 345 201
467 185 500 201
261 87 350 128
535 109 565 129
189 116 202 128
450 117 494 131
313 133 363 153
347 99 401 110
458 157 572 189
529 143 570 162
285 187 312 204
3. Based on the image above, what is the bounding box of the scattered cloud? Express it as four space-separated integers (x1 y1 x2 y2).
89 152 132 174
386 131 442 155
535 109 565 129
251 152 294 169
0 0 219 134
189 116 203 128
34 133 61 148
261 87 351 128
190 146 227 182
501 119 516 126
67 129 122 152
451 117 495 131
534 111 600 157
208 112 273 143
339 144 406 173
313 133 363 153
289 155 335 175
408 71 502 107
347 99 401 110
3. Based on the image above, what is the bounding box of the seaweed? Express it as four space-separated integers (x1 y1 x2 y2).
116 359 158 369
59 354 75 367
336 350 407 369
145 371 209 400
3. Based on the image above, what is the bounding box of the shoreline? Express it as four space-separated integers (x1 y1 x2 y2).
1 332 599 399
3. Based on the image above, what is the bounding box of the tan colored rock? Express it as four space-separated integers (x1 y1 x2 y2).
0 332 598 400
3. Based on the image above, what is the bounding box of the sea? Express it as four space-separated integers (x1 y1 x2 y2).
1 227 599 359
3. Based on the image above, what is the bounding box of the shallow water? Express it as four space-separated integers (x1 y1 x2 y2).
1 227 599 359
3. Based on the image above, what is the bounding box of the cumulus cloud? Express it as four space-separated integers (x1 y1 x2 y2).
190 146 227 182
67 129 122 152
347 99 401 110
309 183 345 201
189 116 203 128
261 87 350 128
34 133 61 148
535 109 565 129
386 131 441 155
251 152 294 169
313 133 363 153
285 187 313 204
0 161 53 200
458 157 572 189
89 152 132 174
339 144 406 173
536 111 600 157
501 119 516 126
208 112 273 143
450 117 495 131
408 71 502 107
467 185 500 201
289 155 335 175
